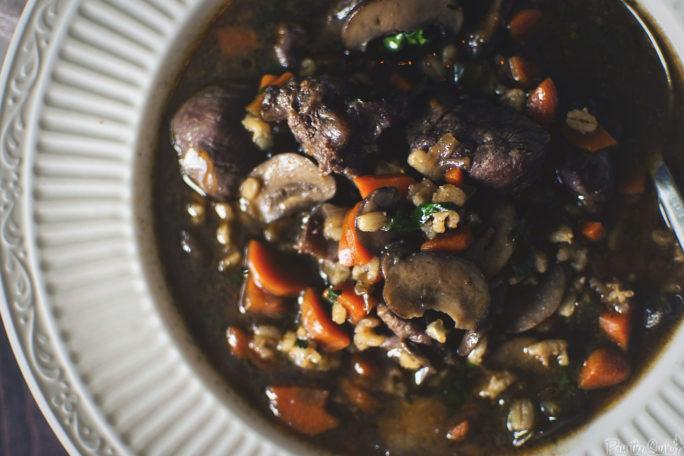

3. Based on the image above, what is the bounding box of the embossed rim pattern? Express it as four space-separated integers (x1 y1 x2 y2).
0 1 682 455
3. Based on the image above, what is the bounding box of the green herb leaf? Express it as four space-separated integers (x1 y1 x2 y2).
383 29 430 52
511 251 536 282
295 339 309 349
384 202 460 232
325 285 342 306
560 365 577 387
444 362 476 416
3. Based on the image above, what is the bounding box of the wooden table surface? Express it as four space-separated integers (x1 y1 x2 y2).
0 1 68 454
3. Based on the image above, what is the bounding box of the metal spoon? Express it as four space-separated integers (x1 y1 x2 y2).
621 1 684 249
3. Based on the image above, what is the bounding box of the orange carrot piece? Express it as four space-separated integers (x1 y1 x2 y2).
246 72 293 115
563 125 617 153
216 26 260 58
241 275 286 314
266 386 339 436
339 378 380 414
580 221 606 242
578 348 630 390
324 283 377 323
599 310 632 351
527 78 558 127
508 9 545 42
246 240 307 297
353 174 417 199
619 171 646 196
421 226 474 253
446 420 469 442
226 326 252 359
508 56 540 89
301 288 351 351
444 167 465 186
338 203 374 267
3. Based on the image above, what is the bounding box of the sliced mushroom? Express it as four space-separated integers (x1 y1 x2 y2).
296 203 344 261
336 0 464 51
242 153 336 223
376 303 434 345
466 0 511 57
383 252 490 330
355 187 411 255
509 265 566 333
171 85 261 199
467 201 517 277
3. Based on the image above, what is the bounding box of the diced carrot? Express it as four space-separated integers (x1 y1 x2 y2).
619 170 646 196
508 9 545 42
444 167 465 186
353 174 417 199
216 26 260 58
421 226 474 253
563 124 617 153
266 386 339 436
508 56 540 89
339 378 380 414
579 221 606 242
246 72 294 115
338 203 374 267
599 309 632 351
578 347 631 390
324 283 377 323
301 288 351 351
241 275 286 314
527 78 558 127
446 420 469 442
226 326 251 359
246 240 307 297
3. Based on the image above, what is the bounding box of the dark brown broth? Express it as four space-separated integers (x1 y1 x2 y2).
153 0 684 454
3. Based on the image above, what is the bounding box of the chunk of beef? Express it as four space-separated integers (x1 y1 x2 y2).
274 24 307 70
558 148 613 211
408 98 550 192
261 77 405 177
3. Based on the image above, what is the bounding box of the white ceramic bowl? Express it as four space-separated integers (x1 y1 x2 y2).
0 1 683 455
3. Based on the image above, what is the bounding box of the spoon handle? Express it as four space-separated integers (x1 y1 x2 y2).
654 162 684 249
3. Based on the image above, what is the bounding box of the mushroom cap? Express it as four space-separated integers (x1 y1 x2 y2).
244 153 337 223
383 252 490 330
339 0 464 51
466 200 517 277
509 265 567 333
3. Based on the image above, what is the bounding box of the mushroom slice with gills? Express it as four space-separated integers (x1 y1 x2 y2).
383 252 490 331
296 203 344 261
241 153 336 224
508 265 566 333
466 200 517 278
355 187 413 256
336 0 464 51
171 85 261 200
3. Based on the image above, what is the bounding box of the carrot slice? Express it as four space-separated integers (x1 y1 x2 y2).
563 124 617 153
579 221 606 242
266 386 339 436
339 378 380 414
599 310 632 351
246 72 293 115
353 174 417 199
338 203 374 267
578 348 631 390
444 167 465 186
301 288 351 351
216 26 260 58
226 326 252 359
446 420 469 442
421 226 474 253
241 275 286 314
527 77 558 127
508 56 540 89
509 9 545 42
324 283 377 323
246 240 307 297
